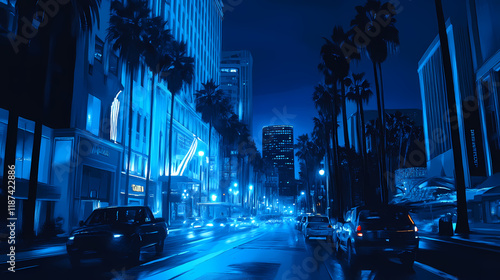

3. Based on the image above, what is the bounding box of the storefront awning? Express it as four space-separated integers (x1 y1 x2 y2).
2 178 61 201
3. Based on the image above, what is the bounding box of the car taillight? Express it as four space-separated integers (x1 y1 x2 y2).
328 225 332 228
356 225 363 237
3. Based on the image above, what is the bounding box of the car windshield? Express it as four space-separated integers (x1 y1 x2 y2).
358 209 414 229
308 217 329 223
85 208 145 225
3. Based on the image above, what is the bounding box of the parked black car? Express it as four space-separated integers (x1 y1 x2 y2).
66 206 168 267
336 205 419 270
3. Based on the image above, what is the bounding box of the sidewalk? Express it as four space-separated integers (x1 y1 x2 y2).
418 222 500 252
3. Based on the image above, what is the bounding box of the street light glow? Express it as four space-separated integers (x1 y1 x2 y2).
211 194 217 202
319 169 325 176
198 151 205 157
301 191 305 196
234 183 238 187
249 185 253 190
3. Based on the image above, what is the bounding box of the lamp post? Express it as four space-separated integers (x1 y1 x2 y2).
319 169 325 214
198 151 205 217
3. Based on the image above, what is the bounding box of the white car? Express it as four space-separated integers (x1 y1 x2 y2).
302 215 333 241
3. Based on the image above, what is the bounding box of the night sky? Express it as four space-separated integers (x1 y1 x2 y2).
222 0 461 178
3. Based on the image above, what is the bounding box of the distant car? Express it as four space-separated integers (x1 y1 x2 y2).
183 217 205 229
302 215 333 241
295 215 305 230
206 217 234 232
336 205 419 270
237 216 259 229
298 215 308 232
66 206 167 267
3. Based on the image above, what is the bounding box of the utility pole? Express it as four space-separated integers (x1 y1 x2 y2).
435 0 470 234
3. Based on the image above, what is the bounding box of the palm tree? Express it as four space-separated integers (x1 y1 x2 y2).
107 0 152 206
346 73 373 204
195 80 228 205
320 26 359 149
312 84 342 218
350 0 400 204
295 134 312 212
142 18 173 207
161 40 194 223
11 0 101 239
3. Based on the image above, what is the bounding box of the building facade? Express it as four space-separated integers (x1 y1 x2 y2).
262 125 295 197
418 19 486 189
220 50 253 129
0 0 224 236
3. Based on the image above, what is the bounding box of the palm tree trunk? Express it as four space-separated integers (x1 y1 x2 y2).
341 81 350 149
124 64 133 206
145 74 156 207
2 112 18 222
208 123 212 203
435 0 469 234
359 101 370 204
166 92 175 225
373 62 386 205
403 127 413 167
22 121 42 239
377 62 388 204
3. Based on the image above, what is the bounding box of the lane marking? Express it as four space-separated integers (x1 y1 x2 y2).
140 251 188 267
420 236 500 253
414 261 458 280
141 232 265 279
185 236 214 245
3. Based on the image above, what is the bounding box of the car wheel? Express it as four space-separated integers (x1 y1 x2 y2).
347 242 357 269
155 239 165 254
400 253 415 271
335 240 342 259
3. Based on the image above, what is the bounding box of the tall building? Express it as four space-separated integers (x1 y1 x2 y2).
467 0 500 223
220 50 253 130
0 0 224 235
467 0 500 178
418 18 485 188
262 125 295 197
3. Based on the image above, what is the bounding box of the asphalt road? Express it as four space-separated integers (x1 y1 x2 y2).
2 221 494 280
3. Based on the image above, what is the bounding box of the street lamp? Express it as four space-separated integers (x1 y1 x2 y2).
301 191 305 196
319 169 325 176
234 183 238 187
211 194 217 202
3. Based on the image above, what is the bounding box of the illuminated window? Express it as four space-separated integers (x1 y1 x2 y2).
86 94 101 136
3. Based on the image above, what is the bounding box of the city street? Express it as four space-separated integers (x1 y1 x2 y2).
3 220 496 280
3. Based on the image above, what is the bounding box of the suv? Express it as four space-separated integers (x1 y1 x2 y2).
336 205 419 270
66 206 167 267
302 215 333 241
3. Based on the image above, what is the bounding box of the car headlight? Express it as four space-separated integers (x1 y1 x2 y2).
220 223 225 227
113 234 124 238
207 223 213 227
68 236 75 241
